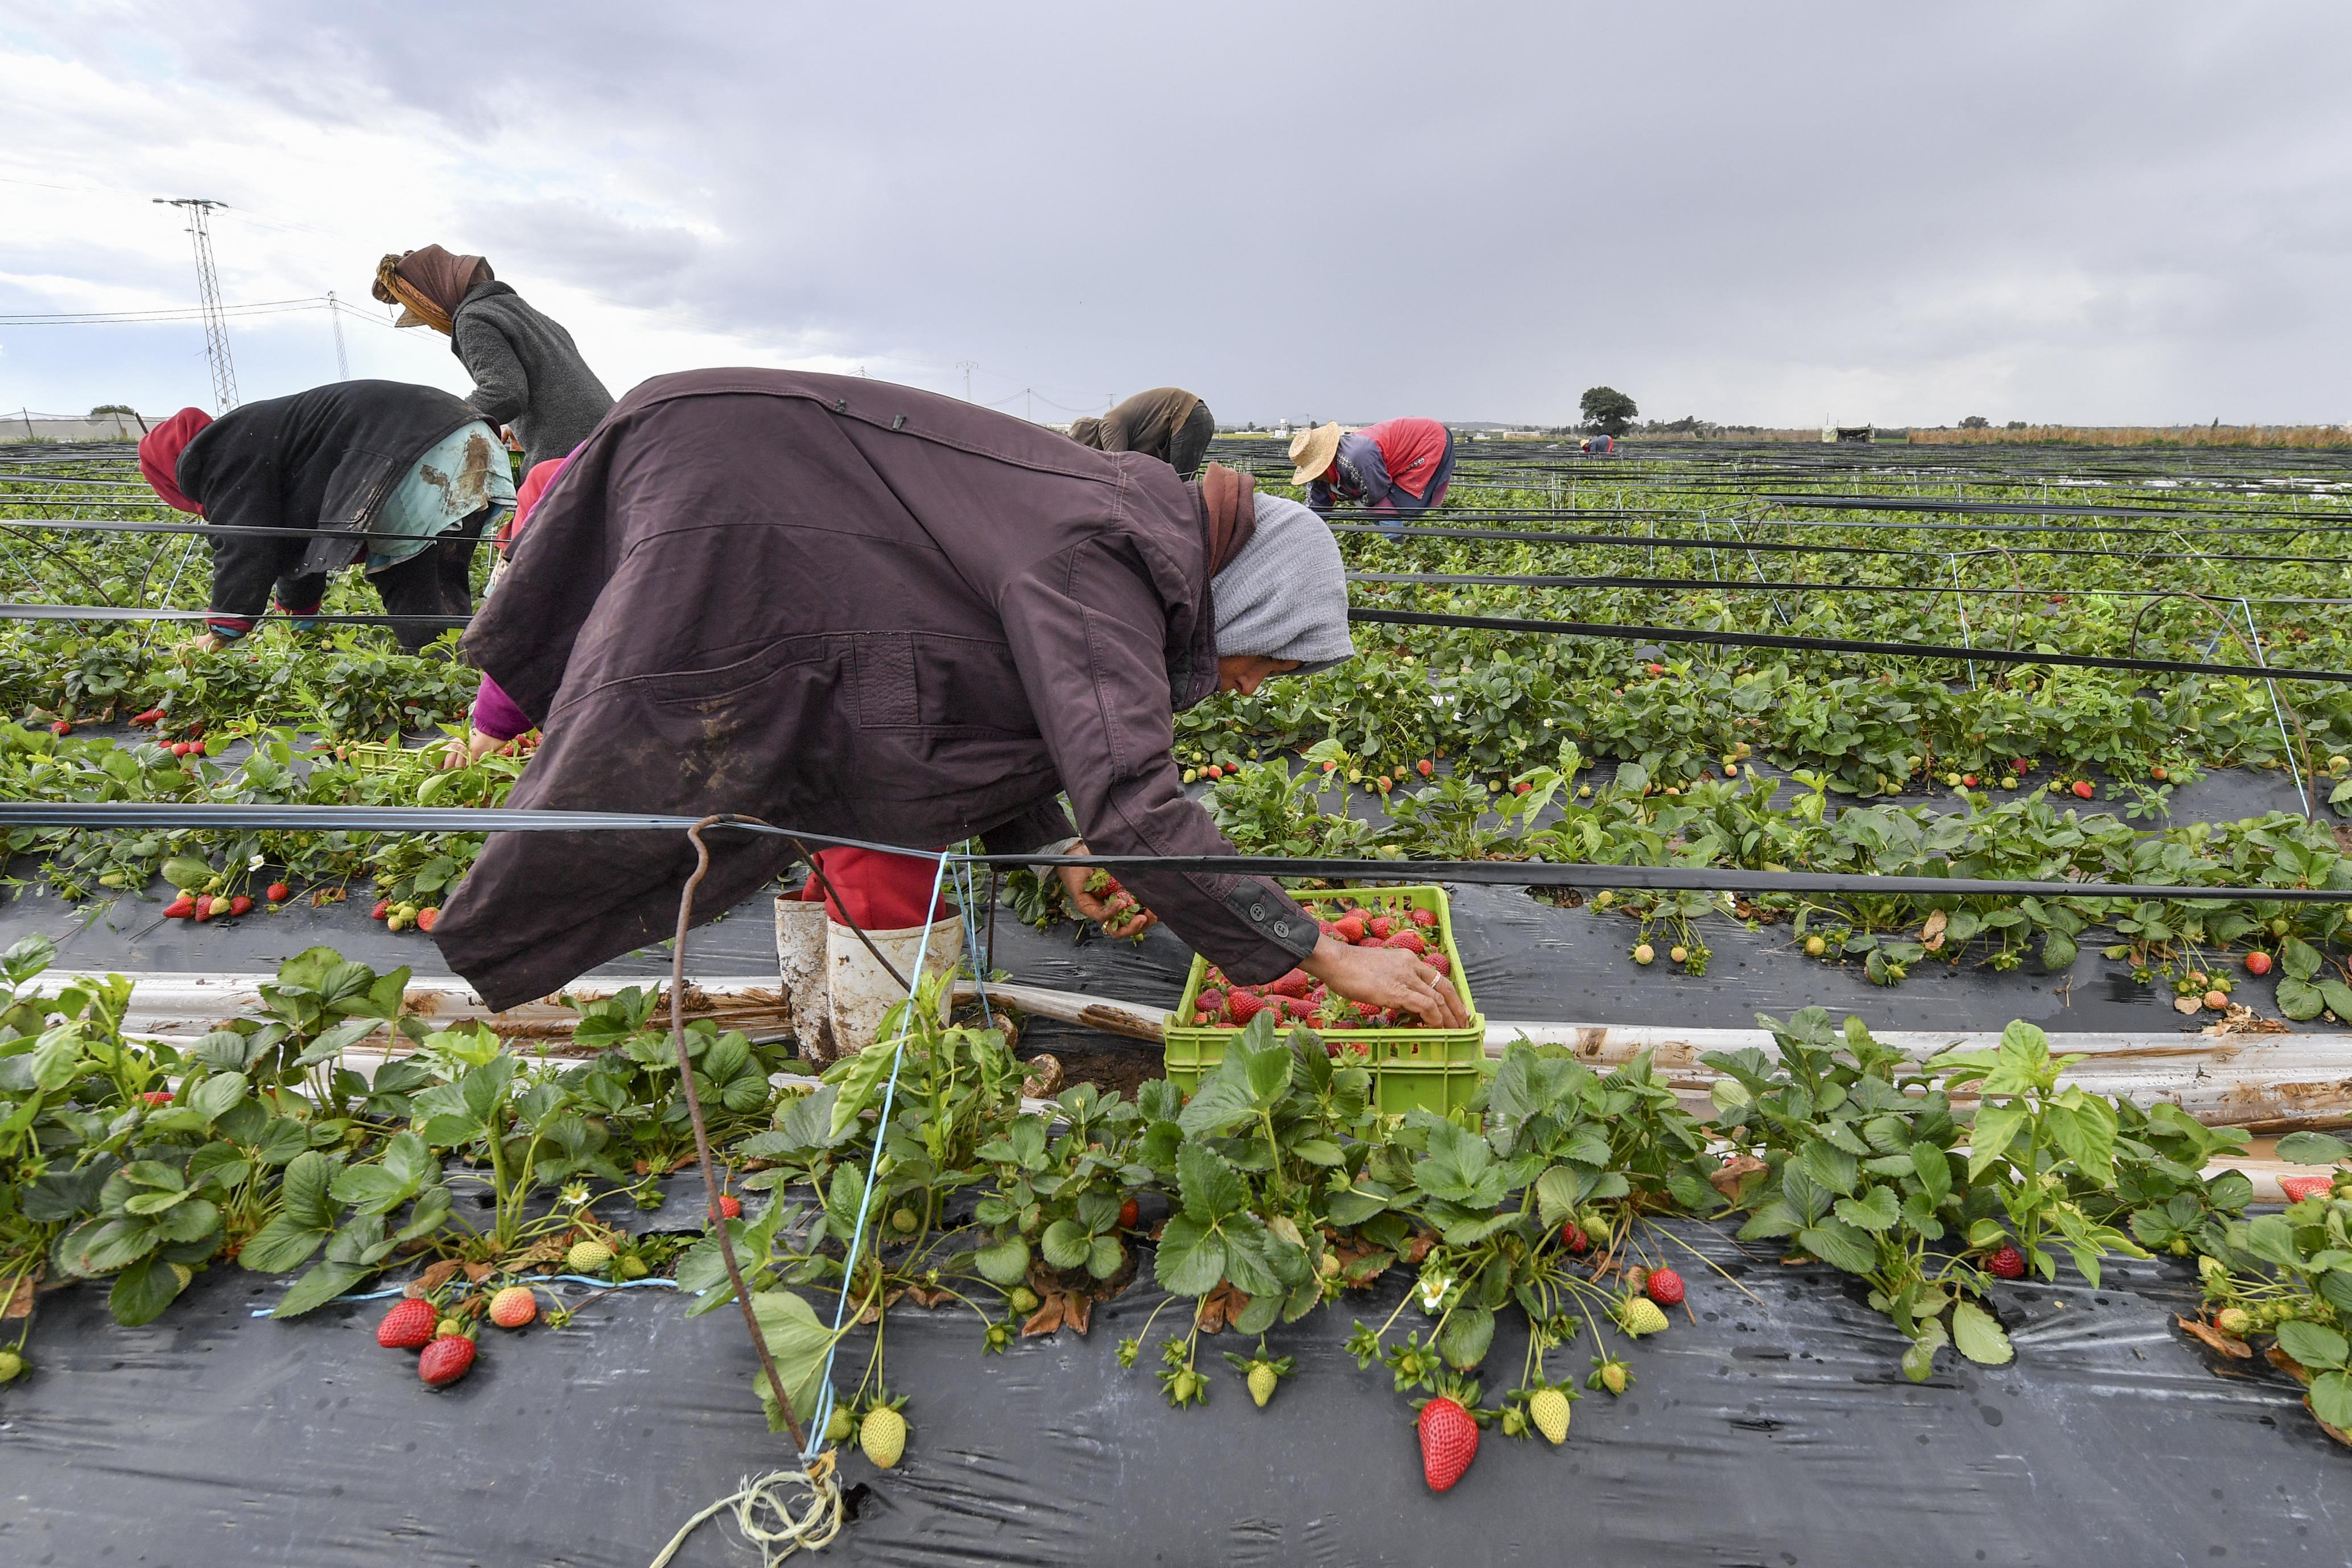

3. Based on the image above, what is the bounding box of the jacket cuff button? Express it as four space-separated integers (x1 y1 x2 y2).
1249 904 1265 920
1273 921 1289 938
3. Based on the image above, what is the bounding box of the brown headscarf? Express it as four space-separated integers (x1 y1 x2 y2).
371 246 493 334
1199 463 1257 576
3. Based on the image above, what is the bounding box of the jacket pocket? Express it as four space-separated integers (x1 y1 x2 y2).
851 633 919 728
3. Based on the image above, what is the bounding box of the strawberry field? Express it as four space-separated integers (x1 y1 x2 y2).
2 435 2352 1561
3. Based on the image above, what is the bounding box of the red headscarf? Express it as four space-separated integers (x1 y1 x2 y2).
138 407 213 514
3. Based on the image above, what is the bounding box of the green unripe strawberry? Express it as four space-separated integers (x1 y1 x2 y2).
2215 1307 2253 1338
1617 1297 1670 1336
824 1406 856 1443
1587 1356 1631 1396
1008 1285 1039 1315
566 1239 614 1273
0 1348 24 1384
1248 1363 1278 1408
1529 1386 1571 1444
889 1208 918 1234
860 1405 907 1468
618 1254 649 1279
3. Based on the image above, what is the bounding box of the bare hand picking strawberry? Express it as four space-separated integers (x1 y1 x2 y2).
1057 844 1157 938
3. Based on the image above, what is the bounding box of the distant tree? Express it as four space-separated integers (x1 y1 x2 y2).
1959 415 1990 430
1579 386 1638 436
2006 420 2028 431
89 403 137 416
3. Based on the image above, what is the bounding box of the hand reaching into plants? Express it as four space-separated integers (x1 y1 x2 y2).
439 729 517 771
183 632 228 655
1303 934 1468 1028
1057 845 1157 939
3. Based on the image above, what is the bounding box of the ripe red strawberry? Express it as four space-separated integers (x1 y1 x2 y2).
50 720 71 736
1422 951 1451 975
1514 782 1532 795
141 1089 173 1106
1417 1396 1479 1492
130 708 165 726
192 896 216 922
1317 919 1338 936
228 895 253 917
2280 1175 2334 1202
1225 991 1266 1025
1269 969 1313 999
1282 996 1318 1020
716 1194 743 1219
376 1298 436 1350
1961 774 1979 787
2012 758 2031 773
1204 765 1223 780
370 899 390 921
163 894 196 919
1119 1197 1140 1229
1645 1267 1686 1307
1333 916 1365 943
416 907 440 932
2071 780 2094 799
1367 916 1394 940
1986 1244 2027 1280
1385 930 1428 955
265 882 290 903
1561 1220 1590 1254
2244 951 2273 976
1417 758 1434 777
1409 909 1438 929
1647 662 1666 676
418 1334 476 1387
1197 988 1225 1016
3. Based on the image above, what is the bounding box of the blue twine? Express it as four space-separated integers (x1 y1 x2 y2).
800 847 954 1462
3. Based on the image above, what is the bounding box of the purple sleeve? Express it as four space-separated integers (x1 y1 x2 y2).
472 673 535 741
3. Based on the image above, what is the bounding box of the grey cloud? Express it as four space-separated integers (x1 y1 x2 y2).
18 1 2352 423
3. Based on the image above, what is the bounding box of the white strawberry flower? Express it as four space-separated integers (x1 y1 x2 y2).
1418 1272 1454 1313
559 1181 591 1208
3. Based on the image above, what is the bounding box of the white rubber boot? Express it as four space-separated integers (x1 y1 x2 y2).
826 915 964 1056
774 896 835 1064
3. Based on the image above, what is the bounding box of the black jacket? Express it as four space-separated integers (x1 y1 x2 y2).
450 281 616 469
175 381 479 620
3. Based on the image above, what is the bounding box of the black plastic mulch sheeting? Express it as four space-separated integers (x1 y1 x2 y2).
4 1219 2346 1566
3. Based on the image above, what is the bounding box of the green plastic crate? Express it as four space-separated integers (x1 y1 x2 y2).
1162 885 1484 1116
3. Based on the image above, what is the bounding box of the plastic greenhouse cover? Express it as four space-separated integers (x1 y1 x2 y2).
3 1216 2345 1567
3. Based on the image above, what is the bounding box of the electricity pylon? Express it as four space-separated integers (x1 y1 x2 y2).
153 198 238 411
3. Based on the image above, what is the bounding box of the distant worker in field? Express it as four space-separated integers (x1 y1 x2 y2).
1289 417 1456 534
134 382 513 654
372 246 615 470
1064 387 1217 479
428 369 1467 1043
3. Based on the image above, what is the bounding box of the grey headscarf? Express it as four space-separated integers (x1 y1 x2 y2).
1210 492 1355 675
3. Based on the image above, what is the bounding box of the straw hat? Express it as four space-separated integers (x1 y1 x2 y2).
1287 423 1342 486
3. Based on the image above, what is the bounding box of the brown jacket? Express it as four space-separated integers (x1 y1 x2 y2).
430 369 1317 1010
1067 387 1202 460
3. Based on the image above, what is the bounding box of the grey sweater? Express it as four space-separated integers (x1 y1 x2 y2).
449 280 616 469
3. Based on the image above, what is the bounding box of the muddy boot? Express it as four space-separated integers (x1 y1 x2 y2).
826 915 963 1055
774 895 835 1066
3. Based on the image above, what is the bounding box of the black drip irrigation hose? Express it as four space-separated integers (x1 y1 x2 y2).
1346 606 2352 686
2 802 2348 905
1345 572 2352 606
0 605 471 627
1323 521 2352 568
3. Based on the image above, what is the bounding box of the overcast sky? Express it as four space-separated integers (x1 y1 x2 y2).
4 2 2349 428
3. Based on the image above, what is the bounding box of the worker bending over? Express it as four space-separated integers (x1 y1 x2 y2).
430 370 1465 1041
136 381 512 653
1289 417 1456 533
1065 387 1217 480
